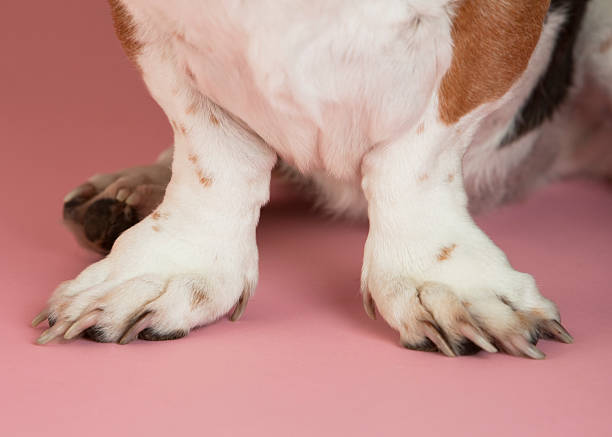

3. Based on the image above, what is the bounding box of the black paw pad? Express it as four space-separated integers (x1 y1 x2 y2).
138 328 187 341
83 198 139 253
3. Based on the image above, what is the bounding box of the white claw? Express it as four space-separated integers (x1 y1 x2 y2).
230 289 250 322
31 310 50 328
36 321 70 345
459 323 497 353
64 310 102 340
119 312 154 345
422 322 456 357
362 290 376 320
510 335 546 360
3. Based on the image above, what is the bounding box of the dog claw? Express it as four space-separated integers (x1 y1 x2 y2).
541 320 573 344
229 289 250 322
459 323 497 353
362 290 376 320
64 183 96 203
37 321 70 345
31 310 50 328
64 310 101 340
511 335 545 360
422 321 455 357
119 312 154 345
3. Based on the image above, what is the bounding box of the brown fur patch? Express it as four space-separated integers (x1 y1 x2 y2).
196 169 213 187
418 173 429 182
416 122 425 135
190 287 210 309
437 244 457 261
600 36 612 53
447 173 455 183
152 225 161 232
151 211 161 220
209 113 220 126
439 0 550 124
188 154 198 164
108 0 143 62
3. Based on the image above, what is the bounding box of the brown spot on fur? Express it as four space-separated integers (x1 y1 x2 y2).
447 173 455 183
197 169 213 187
416 122 425 135
152 225 161 232
600 36 612 53
209 113 220 126
151 211 161 220
188 154 198 164
185 66 196 81
186 102 199 114
437 244 457 261
179 124 187 135
190 287 210 310
418 173 429 182
108 0 143 62
439 0 550 124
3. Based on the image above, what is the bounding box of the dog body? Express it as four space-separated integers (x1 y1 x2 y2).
36 0 612 356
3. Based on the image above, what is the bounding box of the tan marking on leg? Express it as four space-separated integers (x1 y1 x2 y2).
108 0 143 62
439 0 550 124
600 36 612 53
190 287 210 310
196 169 213 187
437 244 457 262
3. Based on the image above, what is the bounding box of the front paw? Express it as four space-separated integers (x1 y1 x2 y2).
362 255 572 359
33 215 255 344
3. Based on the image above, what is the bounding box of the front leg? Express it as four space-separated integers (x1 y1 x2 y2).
360 124 572 358
32 36 276 343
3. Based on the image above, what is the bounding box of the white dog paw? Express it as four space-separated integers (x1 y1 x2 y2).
362 243 572 358
34 213 255 344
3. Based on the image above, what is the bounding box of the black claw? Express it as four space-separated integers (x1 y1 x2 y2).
402 337 438 353
47 315 57 327
83 198 139 253
138 328 187 341
83 326 110 343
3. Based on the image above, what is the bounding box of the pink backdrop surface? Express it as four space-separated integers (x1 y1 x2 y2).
1 2 611 436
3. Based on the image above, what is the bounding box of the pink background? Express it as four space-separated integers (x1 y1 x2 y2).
1 2 611 436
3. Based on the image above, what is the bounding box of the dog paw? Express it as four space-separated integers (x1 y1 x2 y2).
362 238 572 358
63 165 170 254
34 211 255 344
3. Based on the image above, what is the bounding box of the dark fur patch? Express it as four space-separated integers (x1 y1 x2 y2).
500 0 590 146
83 326 109 343
403 338 438 352
83 198 139 253
138 328 187 341
452 338 481 356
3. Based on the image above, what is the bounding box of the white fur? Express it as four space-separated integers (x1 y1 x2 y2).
44 0 612 351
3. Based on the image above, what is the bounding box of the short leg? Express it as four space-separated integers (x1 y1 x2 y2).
360 124 572 358
34 36 276 343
